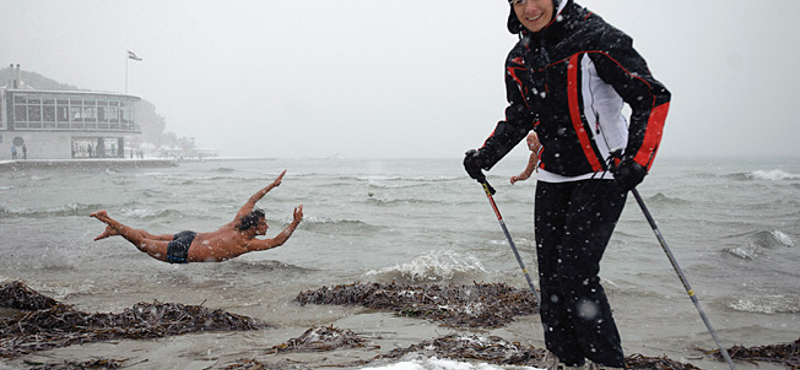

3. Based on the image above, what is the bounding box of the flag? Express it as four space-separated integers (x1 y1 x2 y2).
127 50 143 61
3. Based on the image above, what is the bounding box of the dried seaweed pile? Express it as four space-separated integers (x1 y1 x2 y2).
379 334 546 366
0 281 59 311
625 353 703 370
377 334 702 370
708 337 800 370
296 281 538 327
24 357 129 370
265 325 377 354
0 282 267 359
224 358 286 370
225 326 376 370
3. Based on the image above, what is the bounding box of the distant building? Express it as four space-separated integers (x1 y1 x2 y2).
1 64 141 160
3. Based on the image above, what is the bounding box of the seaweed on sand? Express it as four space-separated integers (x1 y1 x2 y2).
378 333 546 365
224 326 377 369
624 353 703 370
0 282 267 359
24 357 130 370
265 325 378 354
375 334 702 370
0 281 59 311
705 337 800 370
296 281 538 328
224 358 286 370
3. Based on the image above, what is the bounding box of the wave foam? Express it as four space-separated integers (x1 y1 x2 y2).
361 353 539 370
727 296 800 314
118 208 186 220
770 230 795 247
749 170 800 181
723 244 762 260
366 250 488 283
0 203 104 218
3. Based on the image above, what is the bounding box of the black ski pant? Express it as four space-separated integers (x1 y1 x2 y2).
534 180 627 368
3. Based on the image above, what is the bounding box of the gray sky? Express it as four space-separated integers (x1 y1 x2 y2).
3 0 799 158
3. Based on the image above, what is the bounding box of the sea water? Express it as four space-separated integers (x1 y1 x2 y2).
0 156 798 369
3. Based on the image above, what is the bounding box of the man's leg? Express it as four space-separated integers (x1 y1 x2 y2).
94 225 119 241
94 224 172 241
90 210 171 262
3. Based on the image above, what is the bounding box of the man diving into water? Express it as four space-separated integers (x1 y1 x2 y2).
91 170 303 263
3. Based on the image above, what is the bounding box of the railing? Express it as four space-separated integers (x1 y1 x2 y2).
13 121 141 132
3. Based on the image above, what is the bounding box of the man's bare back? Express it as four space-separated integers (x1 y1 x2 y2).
91 170 303 263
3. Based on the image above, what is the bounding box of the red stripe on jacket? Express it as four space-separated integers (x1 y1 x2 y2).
567 54 603 172
582 50 669 170
634 102 669 170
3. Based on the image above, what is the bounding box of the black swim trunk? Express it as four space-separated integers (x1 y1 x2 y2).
167 230 196 264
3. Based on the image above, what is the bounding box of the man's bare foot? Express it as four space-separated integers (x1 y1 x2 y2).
94 225 119 241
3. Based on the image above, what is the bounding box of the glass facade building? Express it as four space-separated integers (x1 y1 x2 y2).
1 87 141 160
6 90 139 133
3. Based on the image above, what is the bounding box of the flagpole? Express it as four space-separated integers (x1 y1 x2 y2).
125 51 129 95
125 50 142 94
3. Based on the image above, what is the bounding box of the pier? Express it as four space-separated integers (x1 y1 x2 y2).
0 158 177 172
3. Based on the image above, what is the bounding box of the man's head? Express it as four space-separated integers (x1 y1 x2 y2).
237 208 267 234
507 0 558 34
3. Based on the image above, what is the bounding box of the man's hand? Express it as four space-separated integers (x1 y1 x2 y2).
463 149 486 182
510 172 531 185
612 157 647 192
293 204 304 223
272 170 287 187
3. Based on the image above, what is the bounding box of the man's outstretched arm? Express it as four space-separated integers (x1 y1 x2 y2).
233 170 286 223
511 152 538 185
249 205 303 252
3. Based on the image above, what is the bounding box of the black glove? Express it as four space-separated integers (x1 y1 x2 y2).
611 157 647 192
463 149 486 182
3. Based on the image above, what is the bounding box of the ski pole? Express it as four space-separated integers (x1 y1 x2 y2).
631 188 736 370
479 179 540 305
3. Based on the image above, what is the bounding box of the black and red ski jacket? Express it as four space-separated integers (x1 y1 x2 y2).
477 0 671 177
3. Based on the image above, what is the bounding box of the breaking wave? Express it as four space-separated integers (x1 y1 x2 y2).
749 170 800 181
728 169 800 181
723 230 795 260
365 250 488 283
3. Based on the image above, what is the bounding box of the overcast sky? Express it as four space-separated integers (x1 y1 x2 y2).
3 0 799 158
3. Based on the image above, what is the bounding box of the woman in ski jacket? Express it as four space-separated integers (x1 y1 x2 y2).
464 0 670 369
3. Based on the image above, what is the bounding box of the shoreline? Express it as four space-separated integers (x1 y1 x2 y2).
0 158 178 172
0 157 282 172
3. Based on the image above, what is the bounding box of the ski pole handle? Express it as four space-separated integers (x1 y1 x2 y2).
480 179 496 196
